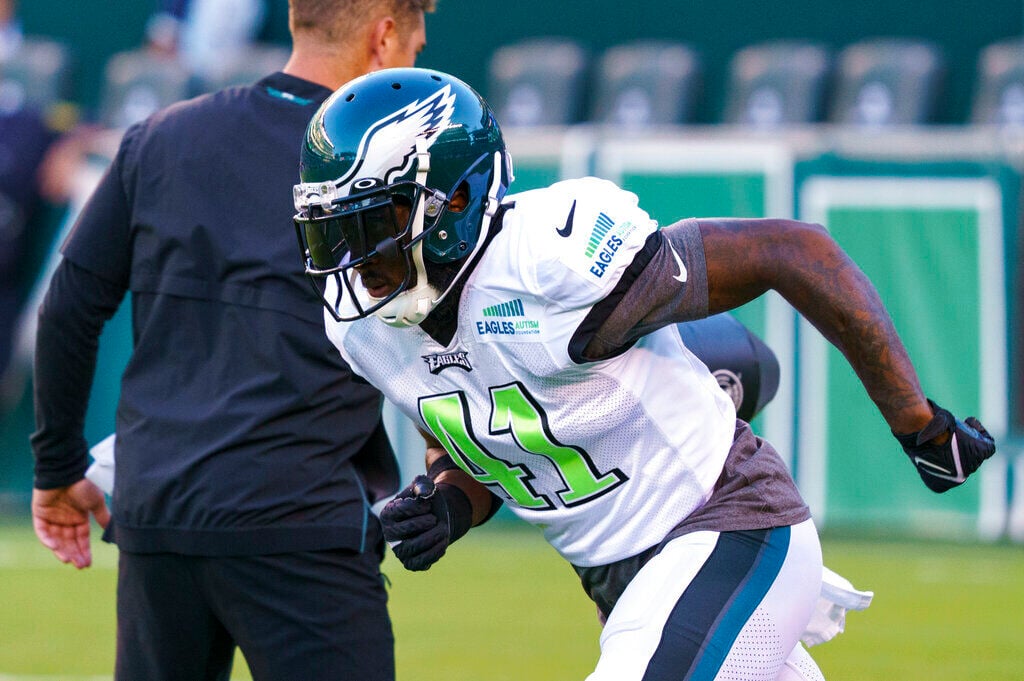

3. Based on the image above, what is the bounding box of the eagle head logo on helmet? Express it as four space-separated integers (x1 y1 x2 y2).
328 83 457 192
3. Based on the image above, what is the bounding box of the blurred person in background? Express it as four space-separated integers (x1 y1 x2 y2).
0 0 20 59
29 2 432 680
293 67 996 681
146 0 267 82
144 0 190 57
0 0 76 398
0 101 58 384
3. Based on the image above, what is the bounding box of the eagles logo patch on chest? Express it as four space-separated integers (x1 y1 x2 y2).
422 350 473 374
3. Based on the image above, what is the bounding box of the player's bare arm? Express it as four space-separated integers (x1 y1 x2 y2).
695 217 995 493
698 217 932 435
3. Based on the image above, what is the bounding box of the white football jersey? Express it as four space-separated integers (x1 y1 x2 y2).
326 177 736 566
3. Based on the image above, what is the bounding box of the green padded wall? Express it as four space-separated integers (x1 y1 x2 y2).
798 171 1011 538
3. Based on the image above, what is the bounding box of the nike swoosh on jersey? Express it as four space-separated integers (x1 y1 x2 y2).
557 200 576 237
667 240 688 282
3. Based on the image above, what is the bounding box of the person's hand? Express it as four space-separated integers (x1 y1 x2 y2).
894 399 996 493
380 476 455 571
32 479 110 569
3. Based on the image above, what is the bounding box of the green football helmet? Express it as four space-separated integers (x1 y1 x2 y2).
293 67 513 326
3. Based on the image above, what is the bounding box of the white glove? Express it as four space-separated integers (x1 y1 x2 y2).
801 566 874 647
84 434 116 496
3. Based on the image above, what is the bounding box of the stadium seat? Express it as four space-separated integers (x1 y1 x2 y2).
589 40 701 127
197 42 291 92
723 40 832 127
829 38 945 126
971 39 1024 127
99 49 191 130
0 38 72 114
487 37 589 127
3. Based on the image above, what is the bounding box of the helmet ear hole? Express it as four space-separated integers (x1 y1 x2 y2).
449 182 470 213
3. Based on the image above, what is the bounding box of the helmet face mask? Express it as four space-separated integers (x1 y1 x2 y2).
295 178 444 321
293 68 512 326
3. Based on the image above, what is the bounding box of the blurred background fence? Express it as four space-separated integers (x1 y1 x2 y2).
2 0 1024 545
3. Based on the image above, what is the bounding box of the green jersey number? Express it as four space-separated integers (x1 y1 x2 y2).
419 382 626 510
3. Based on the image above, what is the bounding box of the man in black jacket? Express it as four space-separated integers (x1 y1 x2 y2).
30 2 433 679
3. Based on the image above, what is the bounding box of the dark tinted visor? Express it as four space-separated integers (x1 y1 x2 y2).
304 201 400 270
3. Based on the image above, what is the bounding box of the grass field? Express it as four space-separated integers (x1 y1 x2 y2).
0 517 1021 681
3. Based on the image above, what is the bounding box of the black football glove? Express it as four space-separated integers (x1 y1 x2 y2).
894 399 996 493
379 475 472 571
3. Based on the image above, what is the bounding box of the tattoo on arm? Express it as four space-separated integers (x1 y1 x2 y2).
701 218 932 433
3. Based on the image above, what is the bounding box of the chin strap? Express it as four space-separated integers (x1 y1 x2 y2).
375 149 510 327
375 139 438 327
430 151 508 313
484 150 503 218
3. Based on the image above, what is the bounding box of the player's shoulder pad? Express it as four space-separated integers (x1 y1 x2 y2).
502 177 658 306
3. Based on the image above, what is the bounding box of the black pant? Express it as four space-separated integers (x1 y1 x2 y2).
115 546 394 681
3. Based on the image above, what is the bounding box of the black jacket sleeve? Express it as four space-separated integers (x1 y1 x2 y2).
31 259 126 489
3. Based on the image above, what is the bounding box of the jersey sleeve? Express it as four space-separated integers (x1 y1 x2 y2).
513 177 659 311
32 260 126 488
570 220 711 362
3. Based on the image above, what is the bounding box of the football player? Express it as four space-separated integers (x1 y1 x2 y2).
292 68 995 680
